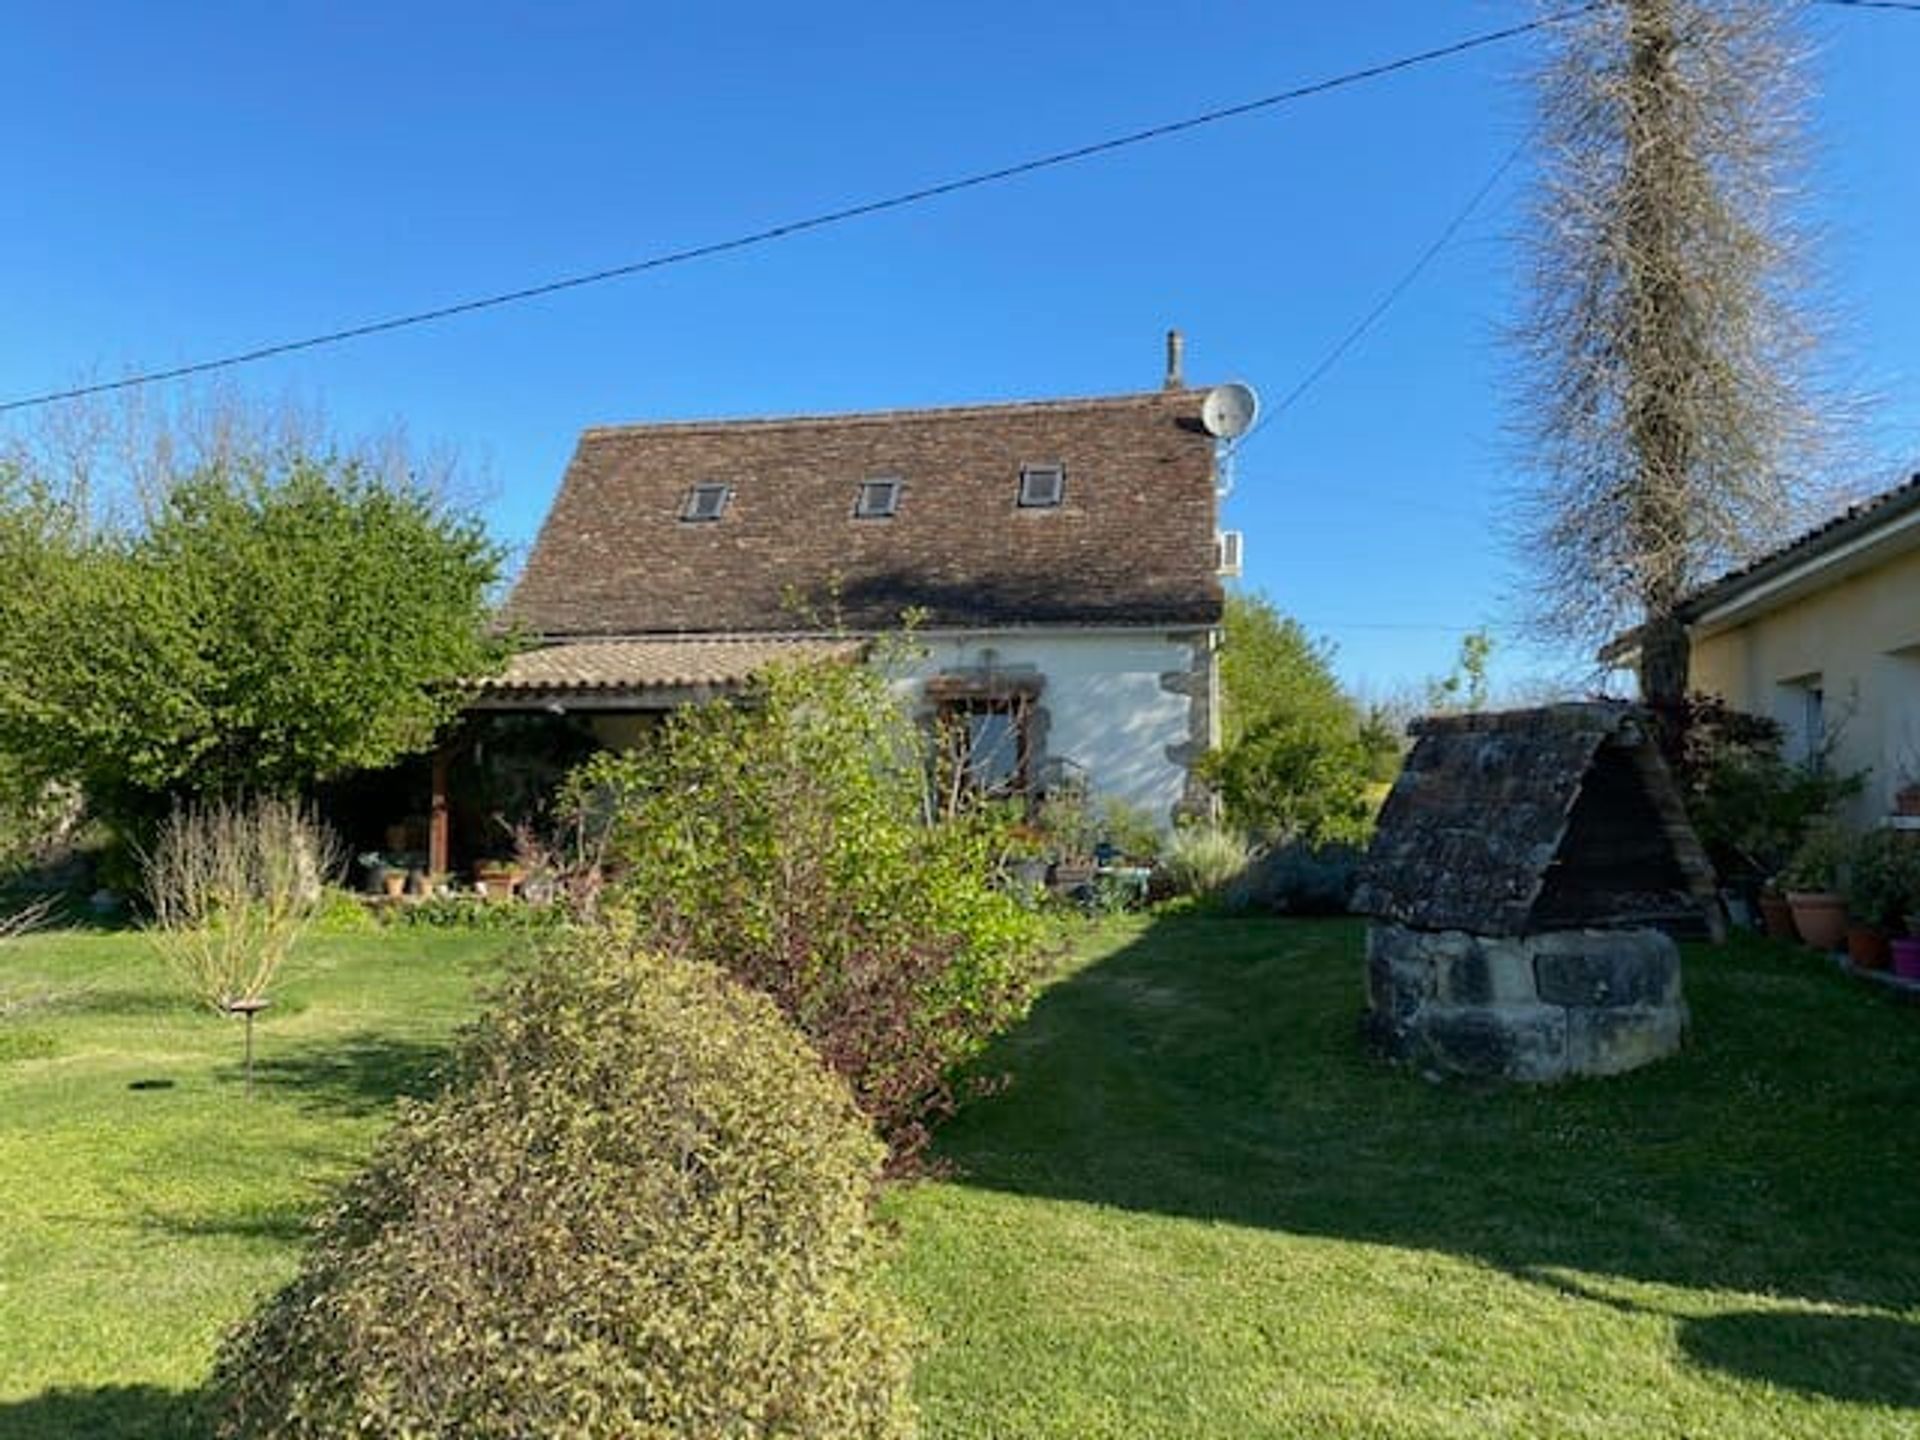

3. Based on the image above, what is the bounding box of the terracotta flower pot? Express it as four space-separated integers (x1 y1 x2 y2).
1785 891 1848 952
1891 937 1920 981
381 870 407 899
1846 923 1891 972
472 863 524 898
1757 891 1799 942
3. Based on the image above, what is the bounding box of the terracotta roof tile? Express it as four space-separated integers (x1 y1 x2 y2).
477 636 866 695
1679 471 1920 618
504 389 1224 637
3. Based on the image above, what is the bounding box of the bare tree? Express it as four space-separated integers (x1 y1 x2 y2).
1511 0 1832 705
141 796 341 1013
0 377 491 536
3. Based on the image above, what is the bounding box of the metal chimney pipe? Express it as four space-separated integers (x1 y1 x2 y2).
1163 329 1185 390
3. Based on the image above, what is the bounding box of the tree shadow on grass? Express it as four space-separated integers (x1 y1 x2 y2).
232 1030 454 1117
0 1384 202 1440
937 914 1920 1397
1679 1311 1920 1409
142 1202 314 1246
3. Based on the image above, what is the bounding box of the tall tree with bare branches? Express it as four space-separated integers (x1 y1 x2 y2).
1511 0 1826 705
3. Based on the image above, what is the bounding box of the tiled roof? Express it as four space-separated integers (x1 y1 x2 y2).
503 389 1224 638
1679 472 1920 618
476 636 866 695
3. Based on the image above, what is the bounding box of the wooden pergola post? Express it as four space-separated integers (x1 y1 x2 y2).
428 743 451 878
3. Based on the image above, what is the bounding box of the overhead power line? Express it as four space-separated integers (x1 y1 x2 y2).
0 6 1601 416
1256 0 1920 432
1266 140 1526 426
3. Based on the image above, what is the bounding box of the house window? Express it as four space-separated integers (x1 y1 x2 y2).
1773 674 1825 768
941 699 1030 797
1017 463 1065 508
681 482 730 522
854 477 902 519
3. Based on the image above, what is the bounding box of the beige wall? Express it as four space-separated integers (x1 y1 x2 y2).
1690 546 1920 825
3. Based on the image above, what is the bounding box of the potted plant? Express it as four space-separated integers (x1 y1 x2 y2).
1894 869 1920 981
1843 829 1908 972
1779 822 1851 952
1036 788 1097 890
1755 885 1798 942
359 851 407 899
1894 928 1920 981
1683 714 1863 943
472 857 524 899
1001 823 1051 892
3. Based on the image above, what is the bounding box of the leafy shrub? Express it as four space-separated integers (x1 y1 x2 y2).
1225 841 1364 916
380 892 570 934
1780 820 1851 894
561 657 1049 1163
1034 783 1098 863
140 797 341 1011
1203 716 1376 845
211 935 914 1440
308 886 377 935
1206 593 1391 844
1096 796 1163 862
1162 823 1252 899
1671 693 1862 883
1846 828 1920 928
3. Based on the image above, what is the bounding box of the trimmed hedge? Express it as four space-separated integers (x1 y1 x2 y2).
212 935 914 1439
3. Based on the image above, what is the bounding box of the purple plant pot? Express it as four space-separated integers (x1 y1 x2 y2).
1891 937 1920 981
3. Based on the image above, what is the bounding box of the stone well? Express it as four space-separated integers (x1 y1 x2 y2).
1364 923 1688 1082
1353 703 1719 1083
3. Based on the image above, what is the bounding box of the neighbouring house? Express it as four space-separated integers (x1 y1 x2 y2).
419 348 1241 877
1612 473 1920 826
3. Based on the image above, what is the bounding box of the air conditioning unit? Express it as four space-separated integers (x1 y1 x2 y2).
1215 529 1244 577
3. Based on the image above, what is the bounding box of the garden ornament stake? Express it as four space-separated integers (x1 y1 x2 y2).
221 997 272 1097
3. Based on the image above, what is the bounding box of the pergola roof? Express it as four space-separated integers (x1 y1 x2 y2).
473 635 866 701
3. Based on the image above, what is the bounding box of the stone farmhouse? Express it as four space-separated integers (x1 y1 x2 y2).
407 354 1243 876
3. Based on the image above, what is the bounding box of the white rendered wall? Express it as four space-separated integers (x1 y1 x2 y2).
882 628 1208 825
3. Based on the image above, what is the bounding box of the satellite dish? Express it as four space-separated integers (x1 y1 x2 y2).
1201 382 1259 440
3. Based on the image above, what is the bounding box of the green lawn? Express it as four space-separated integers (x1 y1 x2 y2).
0 924 512 1439
1 915 1916 1437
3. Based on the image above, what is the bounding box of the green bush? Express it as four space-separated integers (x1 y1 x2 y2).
380 892 569 934
1096 796 1163 862
309 886 378 935
1674 694 1862 883
1202 594 1387 845
211 934 914 1440
1162 823 1252 900
1780 820 1850 893
561 656 1049 1163
1846 828 1920 929
1225 840 1364 916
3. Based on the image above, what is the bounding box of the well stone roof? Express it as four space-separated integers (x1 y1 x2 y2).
504 389 1223 637
1353 703 1719 938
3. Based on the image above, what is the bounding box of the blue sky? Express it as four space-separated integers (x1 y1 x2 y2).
3 2 1916 694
